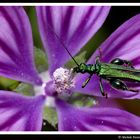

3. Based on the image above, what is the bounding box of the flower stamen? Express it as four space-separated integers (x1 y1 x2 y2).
53 67 75 94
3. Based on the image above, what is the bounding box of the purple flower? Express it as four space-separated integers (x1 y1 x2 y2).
75 13 140 99
0 6 140 131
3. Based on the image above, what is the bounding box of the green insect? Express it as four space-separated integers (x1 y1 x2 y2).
73 56 140 98
48 25 140 98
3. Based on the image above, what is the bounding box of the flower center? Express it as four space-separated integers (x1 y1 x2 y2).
34 67 75 107
34 67 75 98
52 67 75 95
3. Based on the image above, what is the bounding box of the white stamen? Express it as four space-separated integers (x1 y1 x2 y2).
53 67 75 94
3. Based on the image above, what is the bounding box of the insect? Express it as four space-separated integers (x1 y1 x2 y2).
73 55 140 98
48 24 140 98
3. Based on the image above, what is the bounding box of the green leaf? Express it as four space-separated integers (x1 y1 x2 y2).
43 106 58 129
34 47 48 73
68 93 96 107
26 7 43 50
0 76 19 90
14 83 34 96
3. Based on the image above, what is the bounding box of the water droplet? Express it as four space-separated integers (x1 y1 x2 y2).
52 54 56 58
64 117 67 121
93 100 98 105
20 73 24 76
43 122 46 126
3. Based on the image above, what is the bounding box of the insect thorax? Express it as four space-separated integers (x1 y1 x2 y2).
73 63 96 74
84 64 96 74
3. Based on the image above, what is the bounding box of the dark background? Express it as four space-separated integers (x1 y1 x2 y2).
105 6 140 34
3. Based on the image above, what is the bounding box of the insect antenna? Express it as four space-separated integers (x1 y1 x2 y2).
46 23 80 67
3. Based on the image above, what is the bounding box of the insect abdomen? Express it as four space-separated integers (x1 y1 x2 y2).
100 69 140 82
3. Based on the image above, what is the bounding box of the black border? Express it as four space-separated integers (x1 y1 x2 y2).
0 134 140 140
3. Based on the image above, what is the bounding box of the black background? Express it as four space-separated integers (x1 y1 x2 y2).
0 134 140 140
105 6 140 33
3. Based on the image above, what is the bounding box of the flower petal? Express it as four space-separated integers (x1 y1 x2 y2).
75 14 140 99
36 6 110 75
0 90 45 131
94 97 122 109
56 99 140 131
0 7 42 85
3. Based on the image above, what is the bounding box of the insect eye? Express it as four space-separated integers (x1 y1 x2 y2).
80 69 85 73
73 67 79 72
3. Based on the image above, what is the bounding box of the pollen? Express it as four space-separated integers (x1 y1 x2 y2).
53 67 75 94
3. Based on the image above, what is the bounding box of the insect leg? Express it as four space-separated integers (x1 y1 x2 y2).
95 48 102 64
99 47 102 60
82 74 93 88
95 56 101 64
123 60 134 68
110 79 139 93
127 88 139 93
110 58 134 68
99 78 108 98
